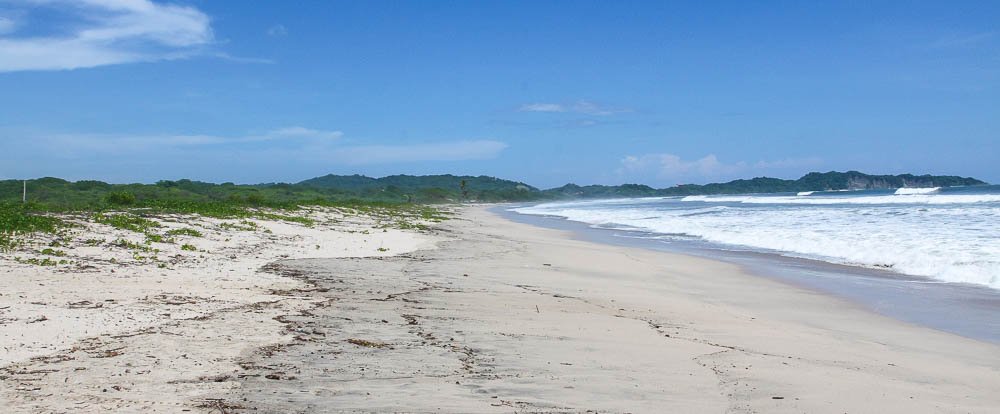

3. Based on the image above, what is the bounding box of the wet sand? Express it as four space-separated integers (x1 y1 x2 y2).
500 206 1000 344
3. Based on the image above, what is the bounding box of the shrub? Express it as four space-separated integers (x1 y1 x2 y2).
104 191 137 206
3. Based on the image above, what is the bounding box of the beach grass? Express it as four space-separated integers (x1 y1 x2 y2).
1 193 448 257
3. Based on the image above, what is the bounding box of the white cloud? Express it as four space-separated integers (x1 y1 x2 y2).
0 0 214 72
519 103 566 113
518 100 630 116
618 153 823 184
0 16 17 35
266 24 287 37
32 126 343 154
753 157 823 169
333 140 508 165
261 126 342 141
619 154 745 181
4 127 505 167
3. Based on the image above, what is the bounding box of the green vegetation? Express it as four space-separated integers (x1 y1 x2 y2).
544 171 987 199
0 171 983 254
0 175 535 207
180 243 197 251
2 172 985 212
39 248 66 256
14 257 59 266
112 238 158 253
219 220 258 231
104 191 137 206
144 233 173 244
92 212 160 233
0 203 65 251
298 174 538 202
166 228 203 238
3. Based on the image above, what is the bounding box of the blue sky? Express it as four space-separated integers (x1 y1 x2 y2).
0 0 997 187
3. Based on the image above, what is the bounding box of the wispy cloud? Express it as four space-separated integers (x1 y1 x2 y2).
212 52 274 65
753 157 824 169
264 126 342 141
518 100 631 116
617 153 823 184
519 103 565 113
334 140 508 165
0 16 17 35
266 24 287 37
33 126 342 154
0 0 214 72
928 31 995 49
1 127 507 181
619 154 744 181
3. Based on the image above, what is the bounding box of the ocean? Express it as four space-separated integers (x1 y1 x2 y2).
512 185 1000 290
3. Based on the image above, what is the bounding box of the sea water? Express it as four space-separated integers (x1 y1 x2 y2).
512 185 1000 290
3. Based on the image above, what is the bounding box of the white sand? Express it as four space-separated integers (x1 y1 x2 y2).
0 206 439 412
2 205 997 413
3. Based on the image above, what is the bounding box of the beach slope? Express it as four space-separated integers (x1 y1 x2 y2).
3 205 997 413
225 206 1000 413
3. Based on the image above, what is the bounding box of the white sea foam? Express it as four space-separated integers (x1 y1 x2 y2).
514 192 1000 289
894 187 940 195
681 193 1000 205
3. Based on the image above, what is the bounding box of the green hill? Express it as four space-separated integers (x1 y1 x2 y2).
0 171 986 209
541 171 986 199
298 174 539 202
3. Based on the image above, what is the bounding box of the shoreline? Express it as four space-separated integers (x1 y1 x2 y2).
499 205 1000 344
218 206 1000 412
2 205 998 412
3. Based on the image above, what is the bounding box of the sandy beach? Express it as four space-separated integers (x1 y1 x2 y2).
2 205 998 413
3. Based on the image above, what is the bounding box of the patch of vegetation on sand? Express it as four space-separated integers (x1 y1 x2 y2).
219 220 259 232
143 233 174 244
112 238 159 254
0 203 66 251
165 228 203 238
92 212 161 233
2 183 450 265
13 257 61 266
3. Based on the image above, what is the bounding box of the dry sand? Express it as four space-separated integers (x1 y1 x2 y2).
2 205 998 413
0 206 439 412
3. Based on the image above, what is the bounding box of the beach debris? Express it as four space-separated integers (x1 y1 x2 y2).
346 338 388 348
67 300 103 309
195 398 247 413
264 372 297 380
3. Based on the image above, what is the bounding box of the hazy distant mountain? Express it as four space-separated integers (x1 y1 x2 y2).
2 171 985 206
542 171 986 199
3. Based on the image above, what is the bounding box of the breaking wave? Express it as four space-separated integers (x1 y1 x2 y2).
514 187 1000 289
